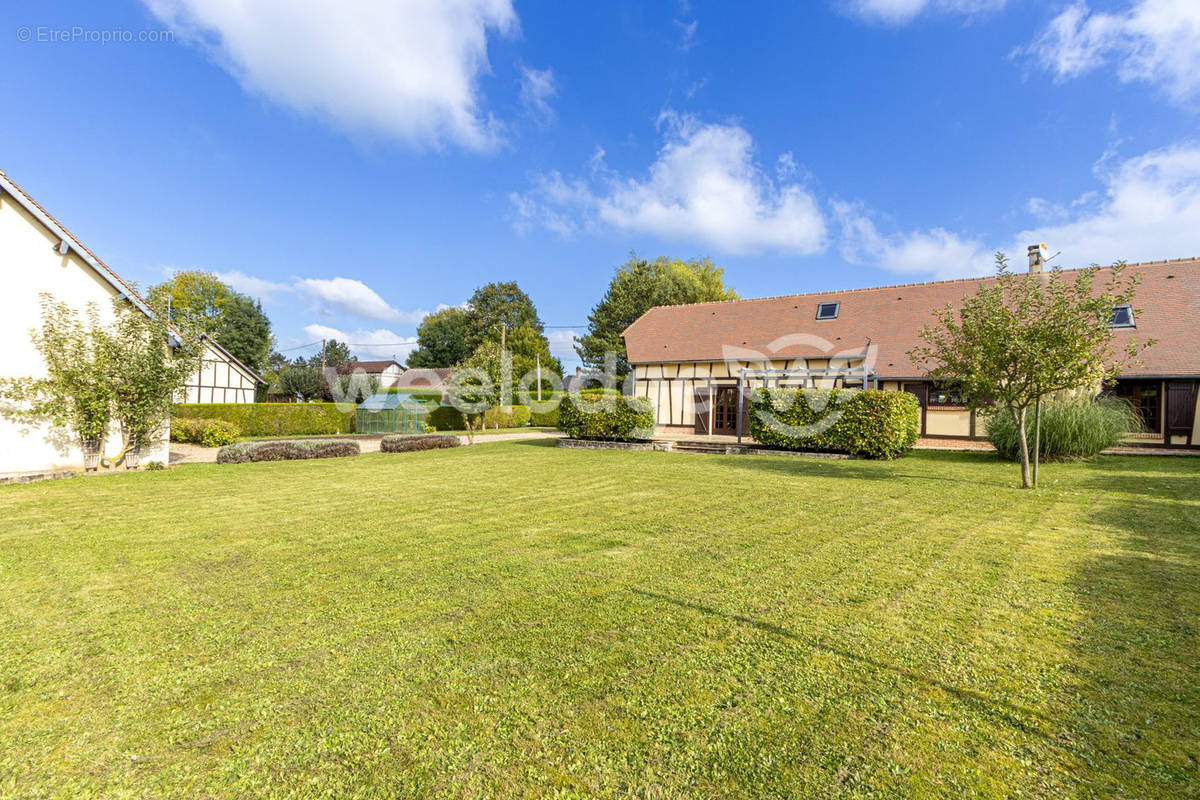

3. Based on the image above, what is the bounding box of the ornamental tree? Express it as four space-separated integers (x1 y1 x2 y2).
909 254 1152 488
0 297 113 457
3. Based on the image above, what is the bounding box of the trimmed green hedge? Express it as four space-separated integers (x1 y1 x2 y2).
483 405 532 429
427 405 465 432
216 439 360 464
173 403 354 437
171 418 240 447
530 407 558 427
748 388 919 459
557 389 655 441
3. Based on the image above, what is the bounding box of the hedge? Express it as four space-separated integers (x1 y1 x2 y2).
171 418 240 447
173 403 354 437
530 407 558 427
748 388 919 459
427 405 465 432
380 433 462 453
557 389 655 441
216 439 360 464
483 405 532 429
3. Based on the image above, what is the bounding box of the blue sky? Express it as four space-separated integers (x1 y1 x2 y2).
2 0 1198 367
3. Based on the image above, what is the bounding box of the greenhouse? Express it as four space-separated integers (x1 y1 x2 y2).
354 392 429 435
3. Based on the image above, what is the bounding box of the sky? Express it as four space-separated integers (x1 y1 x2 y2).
2 0 1198 368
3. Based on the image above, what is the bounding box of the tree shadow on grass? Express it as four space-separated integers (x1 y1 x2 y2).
1064 470 1200 792
629 588 1055 743
698 450 1018 489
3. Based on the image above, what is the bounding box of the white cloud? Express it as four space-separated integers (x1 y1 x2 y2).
212 269 290 299
840 0 1006 26
303 323 418 360
511 112 827 255
546 329 580 359
294 277 417 322
143 0 518 150
837 142 1200 276
1023 0 1200 104
518 65 556 125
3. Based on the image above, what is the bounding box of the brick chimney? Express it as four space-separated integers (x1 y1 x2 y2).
1027 242 1049 273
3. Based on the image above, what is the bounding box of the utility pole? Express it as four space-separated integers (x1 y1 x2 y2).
499 322 506 350
320 339 327 377
536 354 542 402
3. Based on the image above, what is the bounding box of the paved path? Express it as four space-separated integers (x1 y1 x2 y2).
169 430 563 465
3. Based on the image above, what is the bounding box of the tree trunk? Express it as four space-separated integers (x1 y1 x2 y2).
1012 405 1032 489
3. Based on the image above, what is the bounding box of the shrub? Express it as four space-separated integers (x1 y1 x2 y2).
427 405 465 432
986 395 1140 462
171 417 240 447
143 461 166 471
557 389 655 441
531 407 558 427
380 433 461 453
748 388 920 459
173 403 354 437
216 438 360 464
483 405 532 429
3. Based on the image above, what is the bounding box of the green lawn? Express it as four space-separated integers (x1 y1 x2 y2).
1 444 1197 798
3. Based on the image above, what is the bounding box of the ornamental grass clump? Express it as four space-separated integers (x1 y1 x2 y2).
380 434 461 453
216 439 360 464
986 396 1140 462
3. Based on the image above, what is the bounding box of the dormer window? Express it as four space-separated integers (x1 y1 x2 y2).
816 302 840 321
1109 304 1135 329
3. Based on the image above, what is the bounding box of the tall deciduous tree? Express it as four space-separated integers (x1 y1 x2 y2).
407 306 471 368
148 271 273 373
464 281 544 351
577 255 738 375
910 254 1151 489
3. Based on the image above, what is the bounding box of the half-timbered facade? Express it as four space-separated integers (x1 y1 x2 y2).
623 257 1200 447
181 337 264 404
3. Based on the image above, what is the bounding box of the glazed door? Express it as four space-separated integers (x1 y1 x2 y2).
712 386 740 435
693 388 712 434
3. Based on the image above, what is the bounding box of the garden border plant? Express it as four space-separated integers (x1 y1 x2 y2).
216 439 360 464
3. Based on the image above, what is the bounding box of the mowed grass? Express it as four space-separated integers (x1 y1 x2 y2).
1 442 1198 799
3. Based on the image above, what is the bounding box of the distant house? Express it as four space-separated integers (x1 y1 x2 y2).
393 367 452 390
0 169 263 473
622 252 1200 448
182 335 265 404
339 359 405 388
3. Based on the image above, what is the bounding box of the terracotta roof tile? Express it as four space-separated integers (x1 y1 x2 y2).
622 259 1200 378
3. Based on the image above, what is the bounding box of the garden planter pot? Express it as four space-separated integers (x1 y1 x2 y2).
81 440 101 471
123 449 140 469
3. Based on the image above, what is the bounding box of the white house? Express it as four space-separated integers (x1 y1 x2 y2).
0 168 260 474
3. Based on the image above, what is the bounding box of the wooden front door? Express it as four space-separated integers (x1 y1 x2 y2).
903 382 928 436
1165 381 1198 444
712 386 740 435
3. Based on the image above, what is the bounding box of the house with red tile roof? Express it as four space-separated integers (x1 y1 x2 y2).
622 254 1200 448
